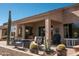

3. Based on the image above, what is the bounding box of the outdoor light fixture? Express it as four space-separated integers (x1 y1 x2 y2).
25 29 29 32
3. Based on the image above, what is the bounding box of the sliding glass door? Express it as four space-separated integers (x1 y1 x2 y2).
64 23 79 38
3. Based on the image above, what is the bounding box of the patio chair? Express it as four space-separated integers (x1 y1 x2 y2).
34 36 44 51
34 36 43 45
14 39 31 50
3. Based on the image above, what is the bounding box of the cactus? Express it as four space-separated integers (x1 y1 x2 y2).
44 38 50 51
7 11 12 45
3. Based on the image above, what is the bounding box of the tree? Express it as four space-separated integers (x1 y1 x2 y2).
7 11 12 45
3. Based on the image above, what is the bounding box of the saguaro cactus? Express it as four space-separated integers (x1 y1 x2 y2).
44 37 50 51
7 11 12 45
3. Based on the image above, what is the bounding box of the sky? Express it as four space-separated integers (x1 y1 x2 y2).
0 3 73 25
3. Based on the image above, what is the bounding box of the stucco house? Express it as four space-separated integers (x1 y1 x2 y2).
1 4 79 47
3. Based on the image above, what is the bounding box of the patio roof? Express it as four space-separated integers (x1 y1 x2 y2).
13 7 68 24
13 4 77 24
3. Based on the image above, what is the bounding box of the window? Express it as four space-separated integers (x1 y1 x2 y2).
2 29 7 36
64 23 79 38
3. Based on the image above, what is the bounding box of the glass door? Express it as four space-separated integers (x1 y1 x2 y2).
25 26 33 39
64 24 72 38
38 26 45 36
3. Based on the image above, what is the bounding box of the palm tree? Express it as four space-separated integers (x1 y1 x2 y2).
7 10 12 45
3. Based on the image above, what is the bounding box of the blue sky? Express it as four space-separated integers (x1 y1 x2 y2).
0 3 73 25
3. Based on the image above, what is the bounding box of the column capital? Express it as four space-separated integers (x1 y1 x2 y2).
45 16 51 20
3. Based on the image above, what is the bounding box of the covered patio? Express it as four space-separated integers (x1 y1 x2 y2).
15 16 64 45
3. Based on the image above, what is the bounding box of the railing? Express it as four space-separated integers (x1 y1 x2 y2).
65 38 78 47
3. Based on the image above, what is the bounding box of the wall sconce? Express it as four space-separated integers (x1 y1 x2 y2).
26 29 29 32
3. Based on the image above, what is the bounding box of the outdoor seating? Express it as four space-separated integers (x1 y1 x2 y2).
65 38 78 47
13 39 31 50
34 36 44 50
34 36 43 45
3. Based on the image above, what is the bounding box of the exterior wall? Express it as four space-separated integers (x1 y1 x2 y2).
0 24 17 39
11 25 17 38
1 28 7 40
51 21 61 34
50 10 63 23
51 21 64 42
32 20 45 36
63 7 79 24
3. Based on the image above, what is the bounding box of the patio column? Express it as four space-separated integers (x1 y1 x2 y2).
45 18 51 47
15 25 18 38
22 25 25 39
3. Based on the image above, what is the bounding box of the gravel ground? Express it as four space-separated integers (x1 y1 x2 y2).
0 41 76 56
0 47 31 56
0 46 76 56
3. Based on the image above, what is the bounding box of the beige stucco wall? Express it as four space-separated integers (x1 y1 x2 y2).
50 10 63 23
51 21 64 41
30 20 45 36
